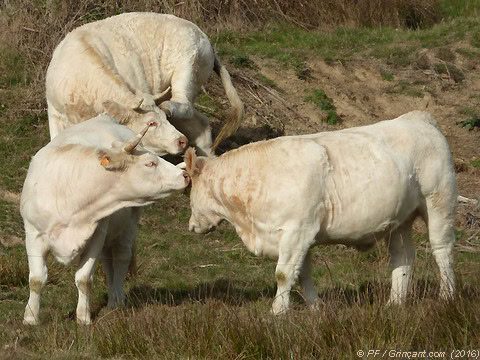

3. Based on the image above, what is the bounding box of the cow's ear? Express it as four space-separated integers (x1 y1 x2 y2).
97 149 131 171
185 147 206 178
102 101 132 124
185 147 197 177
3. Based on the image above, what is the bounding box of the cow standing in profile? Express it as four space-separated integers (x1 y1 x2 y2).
21 115 190 325
185 111 457 315
46 12 244 156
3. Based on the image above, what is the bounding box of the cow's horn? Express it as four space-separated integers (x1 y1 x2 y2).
123 121 155 153
153 86 171 104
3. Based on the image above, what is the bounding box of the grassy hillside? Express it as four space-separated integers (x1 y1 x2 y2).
1 1 480 358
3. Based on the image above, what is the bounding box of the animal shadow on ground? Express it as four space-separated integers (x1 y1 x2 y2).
214 124 285 155
162 123 284 164
85 279 276 320
84 277 480 320
125 278 276 309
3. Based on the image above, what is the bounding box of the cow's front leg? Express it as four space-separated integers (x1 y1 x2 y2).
75 222 107 325
387 223 415 305
272 230 314 315
23 230 48 325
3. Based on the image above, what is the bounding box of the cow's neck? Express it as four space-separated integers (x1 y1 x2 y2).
66 176 139 228
201 162 258 251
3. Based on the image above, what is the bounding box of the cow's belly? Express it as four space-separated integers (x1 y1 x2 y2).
322 180 420 247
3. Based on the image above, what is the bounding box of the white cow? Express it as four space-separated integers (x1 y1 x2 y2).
185 111 457 315
46 12 244 156
21 115 190 325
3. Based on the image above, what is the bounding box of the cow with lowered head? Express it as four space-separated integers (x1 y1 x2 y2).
185 111 457 315
46 12 244 156
21 115 190 325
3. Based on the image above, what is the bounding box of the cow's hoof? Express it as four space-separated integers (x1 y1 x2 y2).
76 317 92 325
23 316 39 325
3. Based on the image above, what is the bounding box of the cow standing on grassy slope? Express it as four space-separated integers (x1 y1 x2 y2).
46 12 244 156
185 111 457 315
21 115 190 325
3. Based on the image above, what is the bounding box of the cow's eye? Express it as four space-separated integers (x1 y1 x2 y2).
147 120 158 127
145 161 157 168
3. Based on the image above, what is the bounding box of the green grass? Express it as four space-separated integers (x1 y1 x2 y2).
294 61 312 80
370 46 417 67
214 19 480 71
386 80 425 98
440 0 480 18
0 48 29 87
0 111 49 192
229 54 257 69
304 89 339 125
457 107 480 130
455 46 480 58
304 89 336 112
257 73 281 90
471 160 480 168
380 69 394 81
194 93 222 117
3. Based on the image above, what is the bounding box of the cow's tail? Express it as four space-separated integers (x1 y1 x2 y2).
212 53 244 150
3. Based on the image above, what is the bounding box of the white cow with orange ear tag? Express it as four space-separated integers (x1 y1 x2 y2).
21 114 189 325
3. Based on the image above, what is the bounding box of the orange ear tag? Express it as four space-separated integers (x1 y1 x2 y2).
100 155 110 166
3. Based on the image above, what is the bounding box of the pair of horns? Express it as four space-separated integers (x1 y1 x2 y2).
134 87 172 110
123 121 157 153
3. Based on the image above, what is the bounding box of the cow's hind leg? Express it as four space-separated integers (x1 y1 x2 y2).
23 231 48 325
386 221 415 305
272 229 316 315
101 246 114 305
75 221 107 325
425 194 456 300
298 250 320 309
159 68 196 121
109 228 137 308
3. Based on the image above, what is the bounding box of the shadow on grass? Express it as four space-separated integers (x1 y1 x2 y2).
86 278 480 321
125 278 276 309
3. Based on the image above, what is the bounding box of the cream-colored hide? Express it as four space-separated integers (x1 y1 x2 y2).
21 115 189 325
186 111 457 315
46 12 243 156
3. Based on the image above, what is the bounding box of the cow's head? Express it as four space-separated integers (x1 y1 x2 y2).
102 88 188 156
184 147 223 233
97 122 190 203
